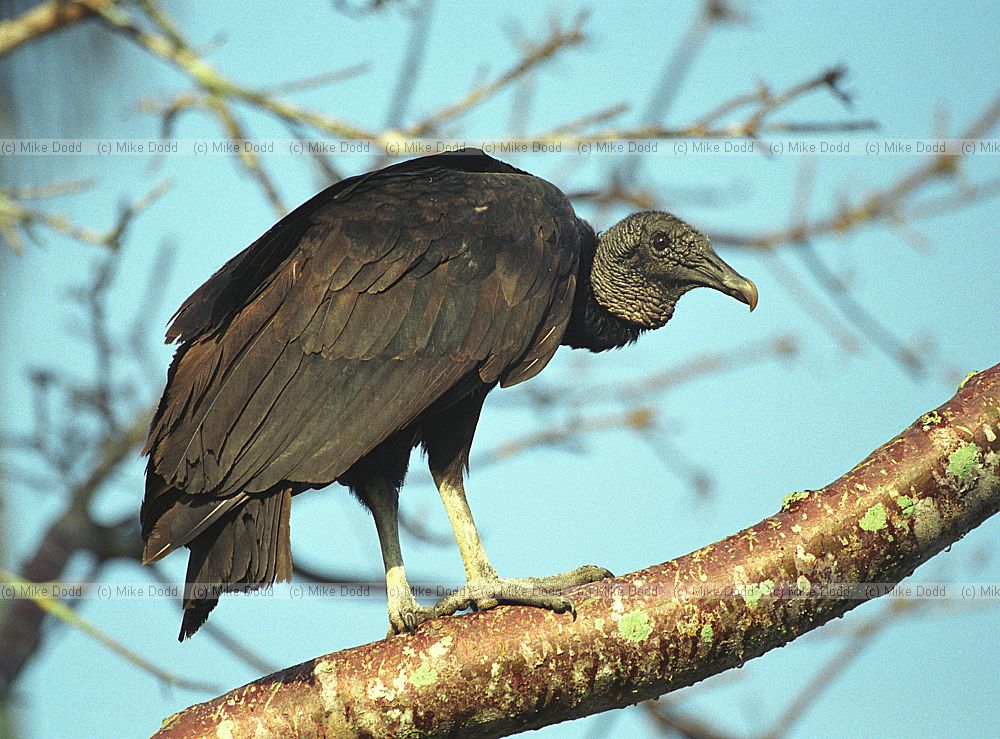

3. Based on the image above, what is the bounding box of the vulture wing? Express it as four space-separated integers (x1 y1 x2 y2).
142 152 580 564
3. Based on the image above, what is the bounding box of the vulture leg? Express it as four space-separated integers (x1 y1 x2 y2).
363 480 436 634
425 390 613 622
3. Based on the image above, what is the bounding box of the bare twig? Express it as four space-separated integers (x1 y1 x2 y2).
403 11 588 137
0 180 168 253
540 102 630 137
590 335 798 405
0 569 219 693
261 64 370 96
534 67 877 154
645 698 735 739
0 0 112 58
0 255 155 693
203 95 287 215
616 0 743 184
94 2 376 139
710 93 1000 249
794 238 923 376
143 567 280 675
758 604 895 739
642 0 742 124
474 406 656 468
758 251 862 356
383 0 435 129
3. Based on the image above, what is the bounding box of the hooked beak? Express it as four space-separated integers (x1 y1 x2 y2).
693 248 758 312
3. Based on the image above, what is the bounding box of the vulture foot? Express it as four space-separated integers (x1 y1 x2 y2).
430 564 614 620
386 591 438 636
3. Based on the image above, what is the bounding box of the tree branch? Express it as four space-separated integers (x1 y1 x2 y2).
709 92 1000 249
0 0 112 58
153 363 1000 737
0 409 149 695
0 180 168 253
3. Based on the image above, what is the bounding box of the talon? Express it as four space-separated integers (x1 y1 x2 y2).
421 566 611 623
386 597 437 636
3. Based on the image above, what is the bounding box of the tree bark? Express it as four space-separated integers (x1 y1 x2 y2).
154 363 1000 738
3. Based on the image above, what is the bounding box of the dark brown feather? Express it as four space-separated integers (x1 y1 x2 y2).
142 151 585 637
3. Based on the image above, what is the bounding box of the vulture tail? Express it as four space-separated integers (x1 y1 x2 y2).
141 479 293 640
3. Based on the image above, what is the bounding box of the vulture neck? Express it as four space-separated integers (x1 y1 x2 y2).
560 220 646 352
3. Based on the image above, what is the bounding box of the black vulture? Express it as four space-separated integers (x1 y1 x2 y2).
141 150 757 639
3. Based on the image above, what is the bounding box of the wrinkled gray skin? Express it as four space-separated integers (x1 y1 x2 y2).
562 210 757 352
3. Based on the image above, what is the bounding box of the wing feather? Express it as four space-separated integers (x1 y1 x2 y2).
145 153 582 511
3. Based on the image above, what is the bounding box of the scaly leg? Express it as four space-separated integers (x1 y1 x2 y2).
430 469 612 618
362 480 436 634
425 390 612 621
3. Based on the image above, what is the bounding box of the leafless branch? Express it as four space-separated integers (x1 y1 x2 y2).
0 568 219 693
645 698 735 739
615 0 745 185
710 93 1000 249
152 363 1000 737
0 180 168 252
0 0 112 58
403 11 588 137
538 67 877 150
383 0 435 129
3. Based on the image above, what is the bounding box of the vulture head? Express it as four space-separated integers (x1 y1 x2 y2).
591 211 758 329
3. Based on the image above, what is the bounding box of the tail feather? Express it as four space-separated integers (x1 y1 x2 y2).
179 487 293 640
142 488 248 565
139 479 293 640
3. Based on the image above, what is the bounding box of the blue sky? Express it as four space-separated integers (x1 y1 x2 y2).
2 1 999 736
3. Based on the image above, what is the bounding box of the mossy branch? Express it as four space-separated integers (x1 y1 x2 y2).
153 364 1000 737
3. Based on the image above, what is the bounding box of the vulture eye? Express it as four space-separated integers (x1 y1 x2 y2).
651 232 671 254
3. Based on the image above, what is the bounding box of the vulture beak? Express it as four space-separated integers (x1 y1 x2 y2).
694 248 758 312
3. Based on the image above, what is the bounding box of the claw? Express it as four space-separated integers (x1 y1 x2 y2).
386 598 437 636
421 565 611 623
386 565 612 632
473 597 499 612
